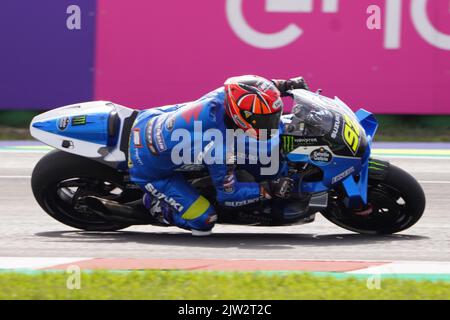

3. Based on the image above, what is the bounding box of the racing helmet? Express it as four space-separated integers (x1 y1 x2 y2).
224 75 283 138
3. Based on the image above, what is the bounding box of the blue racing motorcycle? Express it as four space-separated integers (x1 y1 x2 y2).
30 89 426 234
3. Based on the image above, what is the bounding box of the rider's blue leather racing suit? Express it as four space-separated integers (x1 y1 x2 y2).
128 88 281 232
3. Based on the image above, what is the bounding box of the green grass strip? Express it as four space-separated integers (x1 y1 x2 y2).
0 270 449 300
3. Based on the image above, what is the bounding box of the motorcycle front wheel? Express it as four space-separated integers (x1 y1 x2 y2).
321 163 426 235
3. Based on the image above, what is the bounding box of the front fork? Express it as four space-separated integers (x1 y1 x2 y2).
341 158 391 208
349 158 391 215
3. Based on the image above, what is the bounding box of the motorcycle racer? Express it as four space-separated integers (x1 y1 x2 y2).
128 75 309 235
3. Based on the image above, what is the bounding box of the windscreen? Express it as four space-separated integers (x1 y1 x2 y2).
284 89 357 138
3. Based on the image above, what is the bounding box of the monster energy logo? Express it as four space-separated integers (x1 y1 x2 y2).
369 159 389 171
71 115 87 126
282 135 319 153
282 135 295 153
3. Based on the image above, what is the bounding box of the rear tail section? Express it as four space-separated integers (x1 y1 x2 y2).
30 101 137 168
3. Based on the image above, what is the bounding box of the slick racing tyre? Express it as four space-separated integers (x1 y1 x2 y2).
31 150 138 231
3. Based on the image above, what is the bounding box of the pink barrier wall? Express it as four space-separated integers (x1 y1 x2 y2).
95 0 450 114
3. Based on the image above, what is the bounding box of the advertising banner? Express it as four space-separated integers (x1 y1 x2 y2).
0 0 96 109
95 0 450 114
1 0 450 114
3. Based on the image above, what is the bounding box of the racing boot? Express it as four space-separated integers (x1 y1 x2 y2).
142 193 172 226
143 194 215 236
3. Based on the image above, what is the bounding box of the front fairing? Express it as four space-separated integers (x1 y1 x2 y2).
281 90 379 207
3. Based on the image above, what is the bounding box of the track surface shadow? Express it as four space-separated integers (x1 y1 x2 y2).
35 230 428 251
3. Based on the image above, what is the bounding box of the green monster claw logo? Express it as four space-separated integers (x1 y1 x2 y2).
369 160 388 171
282 135 295 153
71 115 87 126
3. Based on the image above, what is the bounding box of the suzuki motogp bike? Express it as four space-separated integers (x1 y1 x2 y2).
30 89 426 234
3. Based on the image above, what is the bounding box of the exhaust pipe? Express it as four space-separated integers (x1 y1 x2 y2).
84 196 160 225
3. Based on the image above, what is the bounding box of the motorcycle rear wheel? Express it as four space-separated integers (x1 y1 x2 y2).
31 150 139 231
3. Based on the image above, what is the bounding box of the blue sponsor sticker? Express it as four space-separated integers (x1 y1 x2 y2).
154 116 167 152
145 117 158 155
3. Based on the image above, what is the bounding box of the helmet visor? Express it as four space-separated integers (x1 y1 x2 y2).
241 110 281 132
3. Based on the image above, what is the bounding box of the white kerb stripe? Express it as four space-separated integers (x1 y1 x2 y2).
348 261 450 274
0 257 91 269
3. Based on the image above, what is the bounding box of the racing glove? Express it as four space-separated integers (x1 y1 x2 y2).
260 177 295 200
272 77 310 97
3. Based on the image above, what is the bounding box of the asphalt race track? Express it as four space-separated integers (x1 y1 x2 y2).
0 143 449 263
